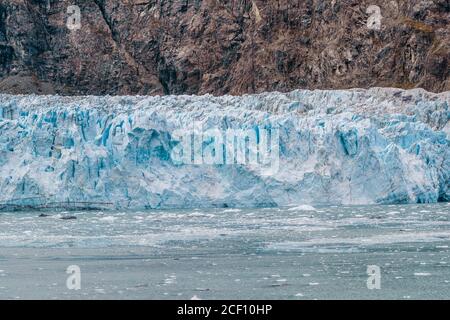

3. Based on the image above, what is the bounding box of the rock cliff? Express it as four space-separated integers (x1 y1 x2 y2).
0 0 449 95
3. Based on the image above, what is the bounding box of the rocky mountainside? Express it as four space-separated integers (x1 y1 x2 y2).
0 0 449 95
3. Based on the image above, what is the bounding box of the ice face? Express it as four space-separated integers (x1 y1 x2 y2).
0 88 448 210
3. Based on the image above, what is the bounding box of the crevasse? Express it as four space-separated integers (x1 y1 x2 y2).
0 88 448 210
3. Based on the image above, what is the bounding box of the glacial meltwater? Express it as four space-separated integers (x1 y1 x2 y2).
0 203 449 299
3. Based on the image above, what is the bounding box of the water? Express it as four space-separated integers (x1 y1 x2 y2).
0 203 449 299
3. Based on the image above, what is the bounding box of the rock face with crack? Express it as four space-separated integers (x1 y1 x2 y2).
0 0 449 95
0 88 448 210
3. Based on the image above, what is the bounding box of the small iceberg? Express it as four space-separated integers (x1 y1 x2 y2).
288 205 317 211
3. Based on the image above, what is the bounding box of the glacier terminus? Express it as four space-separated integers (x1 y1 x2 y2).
0 88 448 210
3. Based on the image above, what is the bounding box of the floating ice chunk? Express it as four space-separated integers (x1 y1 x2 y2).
222 209 242 213
288 205 317 211
99 216 118 223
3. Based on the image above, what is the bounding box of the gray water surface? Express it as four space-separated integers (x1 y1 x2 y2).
0 203 449 299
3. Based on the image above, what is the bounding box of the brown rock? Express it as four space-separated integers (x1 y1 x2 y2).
0 0 448 95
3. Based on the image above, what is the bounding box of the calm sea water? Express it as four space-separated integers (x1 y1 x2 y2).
0 203 449 299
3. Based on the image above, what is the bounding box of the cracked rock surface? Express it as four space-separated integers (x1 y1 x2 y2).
0 0 449 95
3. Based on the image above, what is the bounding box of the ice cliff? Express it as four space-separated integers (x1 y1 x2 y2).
0 88 448 210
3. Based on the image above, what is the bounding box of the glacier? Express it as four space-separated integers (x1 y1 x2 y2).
0 88 448 210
